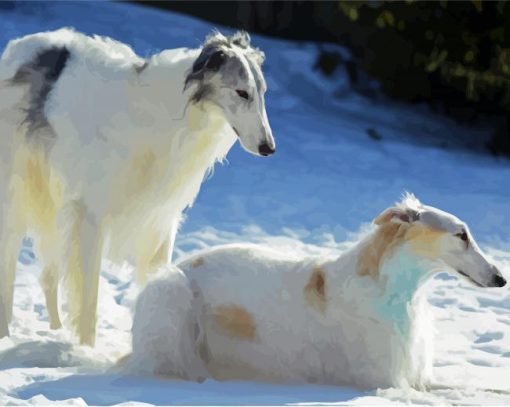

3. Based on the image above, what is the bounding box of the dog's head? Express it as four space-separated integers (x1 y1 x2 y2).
372 193 506 288
184 31 275 157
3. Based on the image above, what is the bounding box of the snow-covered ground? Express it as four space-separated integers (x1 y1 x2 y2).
1 1 509 405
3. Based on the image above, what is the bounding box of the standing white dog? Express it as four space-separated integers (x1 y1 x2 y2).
130 194 506 389
0 28 275 345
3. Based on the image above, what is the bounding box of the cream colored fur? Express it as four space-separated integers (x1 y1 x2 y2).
0 28 273 345
130 195 506 389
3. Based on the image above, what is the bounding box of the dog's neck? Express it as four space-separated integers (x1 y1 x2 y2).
373 246 434 335
325 231 434 336
322 233 434 387
184 101 237 161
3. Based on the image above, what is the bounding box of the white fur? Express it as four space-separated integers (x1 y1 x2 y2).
130 195 505 389
0 28 271 345
130 265 208 381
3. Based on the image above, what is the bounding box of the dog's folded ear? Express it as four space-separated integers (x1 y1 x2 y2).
204 50 226 71
231 31 251 48
374 207 420 225
184 47 228 91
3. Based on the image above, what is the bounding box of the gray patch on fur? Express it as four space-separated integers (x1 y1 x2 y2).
10 47 70 137
190 83 213 104
184 31 263 104
184 48 225 90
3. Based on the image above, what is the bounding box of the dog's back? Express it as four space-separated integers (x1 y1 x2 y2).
0 28 147 341
180 244 304 314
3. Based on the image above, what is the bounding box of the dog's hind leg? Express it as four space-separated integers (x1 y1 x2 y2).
0 234 23 336
34 228 64 331
0 198 25 336
40 264 62 329
0 233 23 322
0 296 8 338
0 213 10 338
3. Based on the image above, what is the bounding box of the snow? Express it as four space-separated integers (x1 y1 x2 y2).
0 1 509 405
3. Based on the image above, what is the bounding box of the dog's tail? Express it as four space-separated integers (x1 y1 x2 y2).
0 28 75 82
0 29 74 146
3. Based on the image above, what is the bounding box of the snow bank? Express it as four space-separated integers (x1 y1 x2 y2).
0 1 508 405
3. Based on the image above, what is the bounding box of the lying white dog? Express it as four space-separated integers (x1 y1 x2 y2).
130 194 506 389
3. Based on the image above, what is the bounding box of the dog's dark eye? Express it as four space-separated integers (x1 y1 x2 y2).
456 231 468 242
236 89 249 100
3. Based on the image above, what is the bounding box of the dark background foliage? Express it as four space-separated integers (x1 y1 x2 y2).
135 0 510 156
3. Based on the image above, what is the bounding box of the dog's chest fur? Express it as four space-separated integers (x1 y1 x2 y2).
106 102 236 259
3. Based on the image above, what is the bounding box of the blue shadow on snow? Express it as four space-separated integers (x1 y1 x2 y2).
15 373 368 405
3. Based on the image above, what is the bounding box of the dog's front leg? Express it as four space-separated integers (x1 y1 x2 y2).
63 199 103 346
135 217 181 285
78 209 103 347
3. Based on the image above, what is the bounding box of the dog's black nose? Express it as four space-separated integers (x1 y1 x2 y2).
492 273 507 287
258 143 275 157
